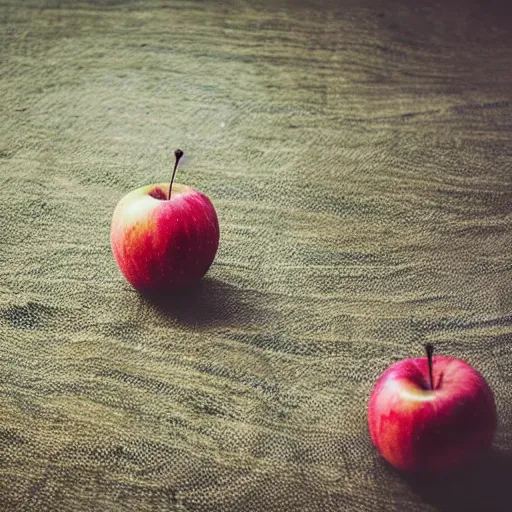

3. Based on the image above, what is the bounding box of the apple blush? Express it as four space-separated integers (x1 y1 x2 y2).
111 150 220 293
368 344 497 473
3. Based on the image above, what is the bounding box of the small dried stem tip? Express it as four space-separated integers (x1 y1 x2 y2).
425 343 435 391
169 149 184 200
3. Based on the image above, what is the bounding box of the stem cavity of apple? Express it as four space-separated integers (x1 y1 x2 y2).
425 343 435 391
168 149 184 200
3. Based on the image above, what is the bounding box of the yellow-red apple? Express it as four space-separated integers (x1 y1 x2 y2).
110 150 219 293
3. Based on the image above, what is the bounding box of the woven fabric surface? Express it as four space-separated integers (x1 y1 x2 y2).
1 0 511 510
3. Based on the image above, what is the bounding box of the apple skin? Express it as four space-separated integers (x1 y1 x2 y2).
368 355 497 472
111 182 219 293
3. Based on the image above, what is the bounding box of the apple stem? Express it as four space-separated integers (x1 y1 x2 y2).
425 343 435 391
168 149 184 200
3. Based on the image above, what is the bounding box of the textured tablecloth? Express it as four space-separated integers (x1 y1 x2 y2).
1 0 511 510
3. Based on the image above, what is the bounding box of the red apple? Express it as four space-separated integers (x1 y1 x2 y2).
368 344 497 472
110 150 219 293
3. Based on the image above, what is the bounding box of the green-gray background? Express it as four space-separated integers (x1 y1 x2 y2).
1 0 511 510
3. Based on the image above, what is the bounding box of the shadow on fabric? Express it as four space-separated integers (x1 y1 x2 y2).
140 277 272 329
404 449 512 512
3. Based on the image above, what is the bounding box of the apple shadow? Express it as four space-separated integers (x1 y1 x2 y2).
403 449 512 512
140 277 272 329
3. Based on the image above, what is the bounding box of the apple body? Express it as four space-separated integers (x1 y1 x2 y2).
368 355 496 472
111 182 219 292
